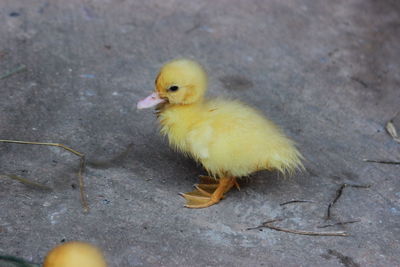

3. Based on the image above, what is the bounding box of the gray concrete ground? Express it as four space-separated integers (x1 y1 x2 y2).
0 0 399 266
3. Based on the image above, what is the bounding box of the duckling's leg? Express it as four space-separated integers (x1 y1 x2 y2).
180 176 237 208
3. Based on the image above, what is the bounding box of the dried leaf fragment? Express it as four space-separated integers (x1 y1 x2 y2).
386 121 400 143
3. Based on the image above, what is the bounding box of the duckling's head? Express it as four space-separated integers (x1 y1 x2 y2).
137 59 207 109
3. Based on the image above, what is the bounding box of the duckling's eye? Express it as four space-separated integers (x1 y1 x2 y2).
168 85 179 92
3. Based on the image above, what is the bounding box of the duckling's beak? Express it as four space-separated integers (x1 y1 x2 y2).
137 92 166 109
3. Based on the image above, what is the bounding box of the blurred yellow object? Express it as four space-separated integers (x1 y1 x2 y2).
43 241 107 267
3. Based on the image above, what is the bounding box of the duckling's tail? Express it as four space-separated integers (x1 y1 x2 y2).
266 147 305 177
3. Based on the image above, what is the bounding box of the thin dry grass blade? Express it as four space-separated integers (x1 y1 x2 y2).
0 139 88 212
0 174 52 191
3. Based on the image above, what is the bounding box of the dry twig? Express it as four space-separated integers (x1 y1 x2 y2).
247 218 348 236
0 139 89 212
260 224 348 236
0 174 52 191
363 159 400 165
246 218 284 230
280 199 314 206
0 64 27 80
326 183 370 220
317 219 360 228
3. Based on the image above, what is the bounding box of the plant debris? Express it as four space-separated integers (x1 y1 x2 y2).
0 174 52 191
363 113 400 164
326 183 370 220
385 112 400 143
317 219 361 228
350 76 368 88
246 218 284 229
0 139 89 213
280 199 314 206
386 121 400 143
0 254 40 267
363 159 400 165
0 64 27 80
326 249 360 267
247 218 349 236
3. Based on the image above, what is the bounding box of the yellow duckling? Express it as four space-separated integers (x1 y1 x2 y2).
137 59 303 208
43 241 107 267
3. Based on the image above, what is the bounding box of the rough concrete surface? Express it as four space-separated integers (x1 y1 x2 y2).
0 0 399 266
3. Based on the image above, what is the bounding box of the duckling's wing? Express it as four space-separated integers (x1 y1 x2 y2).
187 125 213 160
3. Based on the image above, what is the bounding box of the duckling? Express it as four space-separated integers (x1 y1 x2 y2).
137 59 303 208
43 241 107 267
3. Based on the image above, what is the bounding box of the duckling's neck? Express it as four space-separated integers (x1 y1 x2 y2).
157 101 205 146
159 101 204 121
157 99 204 115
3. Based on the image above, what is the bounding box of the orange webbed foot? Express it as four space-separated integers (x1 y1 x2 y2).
180 176 238 209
